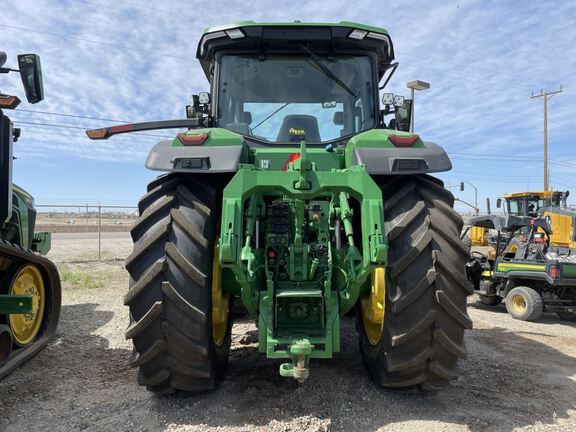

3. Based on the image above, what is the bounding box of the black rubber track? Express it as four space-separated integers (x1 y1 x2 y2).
0 241 61 379
358 174 473 391
125 173 233 394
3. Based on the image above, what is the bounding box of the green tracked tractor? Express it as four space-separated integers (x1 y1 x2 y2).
0 51 61 378
87 21 472 393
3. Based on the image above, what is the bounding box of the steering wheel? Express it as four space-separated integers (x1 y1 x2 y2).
471 250 487 260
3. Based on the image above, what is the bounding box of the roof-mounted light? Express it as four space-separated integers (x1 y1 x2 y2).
225 28 245 39
367 32 389 41
348 29 367 40
199 31 227 56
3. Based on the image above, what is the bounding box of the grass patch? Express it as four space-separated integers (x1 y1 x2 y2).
60 268 106 289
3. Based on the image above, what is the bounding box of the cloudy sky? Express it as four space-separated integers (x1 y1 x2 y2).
1 0 575 212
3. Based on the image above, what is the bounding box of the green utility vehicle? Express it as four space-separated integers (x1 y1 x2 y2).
465 215 576 321
0 51 61 378
87 21 472 393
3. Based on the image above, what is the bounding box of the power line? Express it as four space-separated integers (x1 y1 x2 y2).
82 0 183 17
15 108 130 123
10 119 173 139
0 24 182 60
16 130 158 146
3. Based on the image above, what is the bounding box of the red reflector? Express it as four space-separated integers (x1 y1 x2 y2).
389 135 419 147
178 133 208 146
549 265 560 278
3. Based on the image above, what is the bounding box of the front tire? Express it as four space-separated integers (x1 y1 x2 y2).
358 175 473 391
124 174 232 394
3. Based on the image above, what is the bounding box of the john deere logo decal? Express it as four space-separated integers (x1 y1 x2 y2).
289 127 305 135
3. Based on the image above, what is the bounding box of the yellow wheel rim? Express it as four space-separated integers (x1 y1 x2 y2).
212 239 229 347
361 267 386 345
8 264 46 346
512 294 527 313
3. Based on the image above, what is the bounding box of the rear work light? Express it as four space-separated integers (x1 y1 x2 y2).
177 133 208 146
389 135 420 147
225 28 245 39
348 29 368 40
549 265 560 279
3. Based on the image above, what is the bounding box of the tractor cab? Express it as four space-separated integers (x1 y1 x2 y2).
189 21 411 144
499 191 566 217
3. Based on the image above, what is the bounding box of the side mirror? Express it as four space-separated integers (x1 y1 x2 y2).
17 54 44 104
459 182 465 191
496 198 502 208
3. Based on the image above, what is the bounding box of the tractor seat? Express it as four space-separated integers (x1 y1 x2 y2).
276 115 321 143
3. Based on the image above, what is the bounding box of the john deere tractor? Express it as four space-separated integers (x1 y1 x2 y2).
0 51 61 378
88 21 472 393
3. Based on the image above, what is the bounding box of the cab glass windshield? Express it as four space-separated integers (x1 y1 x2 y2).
217 54 376 143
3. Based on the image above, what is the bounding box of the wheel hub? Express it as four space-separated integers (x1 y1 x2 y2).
361 267 386 345
512 294 527 313
8 264 46 346
212 240 229 347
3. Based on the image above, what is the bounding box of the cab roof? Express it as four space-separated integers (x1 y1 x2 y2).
196 21 395 80
505 191 564 199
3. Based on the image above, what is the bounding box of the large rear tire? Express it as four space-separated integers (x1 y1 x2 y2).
358 175 473 391
124 174 232 394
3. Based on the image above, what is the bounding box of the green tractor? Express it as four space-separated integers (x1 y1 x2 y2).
0 51 61 378
87 21 472 393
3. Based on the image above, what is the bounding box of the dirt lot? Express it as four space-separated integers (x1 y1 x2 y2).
0 237 575 432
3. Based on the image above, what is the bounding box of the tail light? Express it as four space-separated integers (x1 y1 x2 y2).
177 133 208 146
389 135 419 147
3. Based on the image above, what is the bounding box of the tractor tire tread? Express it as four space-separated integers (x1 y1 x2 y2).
125 174 230 394
358 174 471 391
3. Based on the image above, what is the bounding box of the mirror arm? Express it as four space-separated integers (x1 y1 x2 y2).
0 67 19 74
379 62 399 90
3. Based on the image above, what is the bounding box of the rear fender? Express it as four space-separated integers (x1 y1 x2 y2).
146 140 243 173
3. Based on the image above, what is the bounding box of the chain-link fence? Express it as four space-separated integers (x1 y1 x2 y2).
36 204 138 262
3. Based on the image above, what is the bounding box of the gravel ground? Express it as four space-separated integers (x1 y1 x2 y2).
0 240 575 431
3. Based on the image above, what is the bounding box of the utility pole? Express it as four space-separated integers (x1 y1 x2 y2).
531 85 563 191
